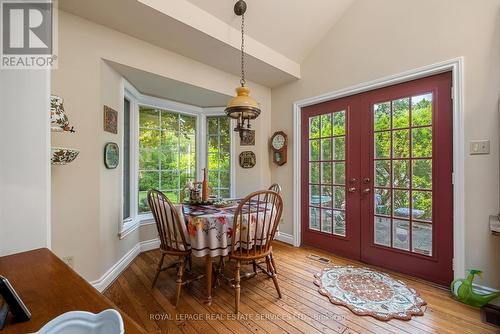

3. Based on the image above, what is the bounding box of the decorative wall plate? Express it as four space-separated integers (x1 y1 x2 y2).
51 147 80 165
104 106 118 134
50 95 74 132
104 142 119 169
239 151 256 168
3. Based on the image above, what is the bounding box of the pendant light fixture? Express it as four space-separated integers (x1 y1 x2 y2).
225 0 261 139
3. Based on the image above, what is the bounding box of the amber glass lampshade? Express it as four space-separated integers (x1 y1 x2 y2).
225 86 261 121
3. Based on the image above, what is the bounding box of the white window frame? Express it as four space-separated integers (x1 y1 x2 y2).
119 80 236 238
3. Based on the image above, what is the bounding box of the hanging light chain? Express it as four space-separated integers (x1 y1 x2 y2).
240 13 246 87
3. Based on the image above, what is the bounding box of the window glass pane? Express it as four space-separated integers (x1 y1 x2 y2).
310 185 320 206
321 186 332 208
310 162 320 184
375 188 391 216
322 162 332 184
333 210 346 236
206 116 231 199
321 209 332 233
123 98 131 219
139 108 159 128
333 137 345 160
138 106 196 208
333 162 345 185
393 190 410 218
412 191 432 221
333 186 345 210
321 138 332 160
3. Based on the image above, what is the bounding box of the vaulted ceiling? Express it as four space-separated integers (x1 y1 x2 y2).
186 0 355 63
59 0 355 87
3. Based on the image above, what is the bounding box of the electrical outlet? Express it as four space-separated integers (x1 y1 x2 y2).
62 256 74 268
469 140 490 155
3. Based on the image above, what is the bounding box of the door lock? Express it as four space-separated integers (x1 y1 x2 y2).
362 188 371 194
363 177 370 184
348 187 357 193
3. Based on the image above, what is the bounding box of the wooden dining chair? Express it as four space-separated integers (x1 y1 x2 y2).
227 190 284 313
268 183 282 195
147 189 196 307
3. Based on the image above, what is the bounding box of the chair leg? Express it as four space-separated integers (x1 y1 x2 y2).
235 260 241 314
252 260 257 275
267 256 282 299
175 257 185 308
270 252 277 274
152 253 166 288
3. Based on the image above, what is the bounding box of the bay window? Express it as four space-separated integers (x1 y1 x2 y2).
121 88 234 231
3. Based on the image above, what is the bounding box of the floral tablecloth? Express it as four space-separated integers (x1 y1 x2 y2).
183 201 276 257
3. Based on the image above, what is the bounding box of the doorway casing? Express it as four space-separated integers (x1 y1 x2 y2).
292 57 465 279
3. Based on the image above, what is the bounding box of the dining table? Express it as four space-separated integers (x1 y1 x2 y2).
182 199 276 305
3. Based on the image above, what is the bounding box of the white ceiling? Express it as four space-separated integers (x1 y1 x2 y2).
186 0 356 62
107 61 232 108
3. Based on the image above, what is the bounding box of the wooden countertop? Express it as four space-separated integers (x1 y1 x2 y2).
0 248 146 333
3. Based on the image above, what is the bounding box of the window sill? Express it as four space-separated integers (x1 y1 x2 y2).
118 214 155 239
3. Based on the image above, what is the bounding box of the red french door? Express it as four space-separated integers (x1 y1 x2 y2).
301 72 453 285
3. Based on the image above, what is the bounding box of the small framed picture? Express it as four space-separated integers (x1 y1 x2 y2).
240 129 255 146
239 151 256 169
103 105 118 134
104 142 119 169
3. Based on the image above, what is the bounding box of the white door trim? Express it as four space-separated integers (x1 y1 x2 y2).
292 57 465 279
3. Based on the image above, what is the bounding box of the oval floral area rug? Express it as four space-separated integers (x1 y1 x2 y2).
314 266 427 321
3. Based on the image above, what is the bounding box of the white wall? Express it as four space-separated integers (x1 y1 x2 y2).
0 69 51 255
51 10 271 281
271 0 500 288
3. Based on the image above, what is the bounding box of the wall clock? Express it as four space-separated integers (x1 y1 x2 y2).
270 131 288 166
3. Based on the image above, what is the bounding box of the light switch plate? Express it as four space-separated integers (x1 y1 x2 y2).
469 140 490 155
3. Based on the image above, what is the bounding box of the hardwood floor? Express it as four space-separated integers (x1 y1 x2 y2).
104 242 498 334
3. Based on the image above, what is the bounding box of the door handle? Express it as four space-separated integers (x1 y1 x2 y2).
363 177 370 184
362 188 371 194
348 187 357 193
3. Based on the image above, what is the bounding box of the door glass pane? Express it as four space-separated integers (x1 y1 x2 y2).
412 222 432 256
412 191 432 221
310 185 320 206
333 162 345 185
309 207 320 230
393 98 410 129
393 190 410 218
333 137 345 160
375 160 390 187
393 130 410 158
322 162 332 184
333 210 346 236
309 162 320 184
321 186 332 208
333 186 345 210
374 102 390 131
412 93 433 126
322 138 332 160
375 188 391 216
308 111 346 236
310 140 320 161
375 132 391 158
374 216 390 247
412 159 432 189
321 114 332 137
310 116 320 139
333 111 346 135
393 160 410 188
393 220 410 251
412 127 432 158
372 92 434 256
321 209 332 233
